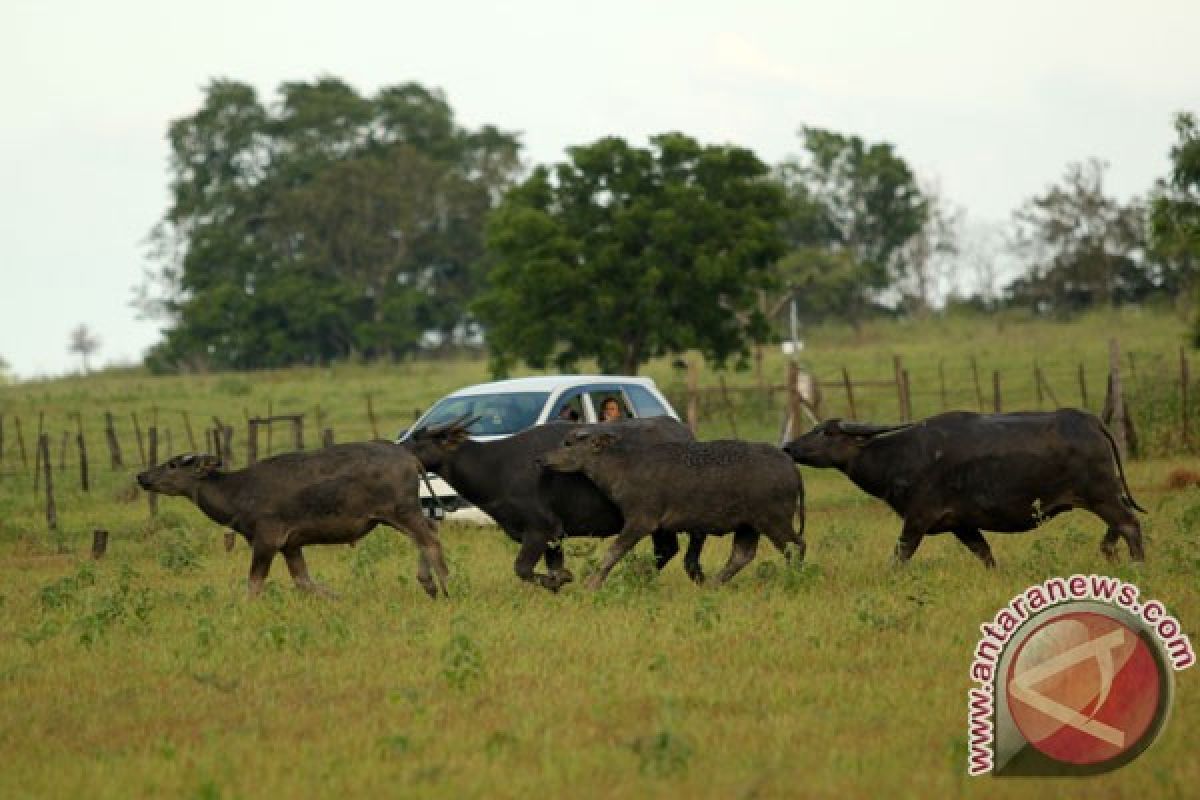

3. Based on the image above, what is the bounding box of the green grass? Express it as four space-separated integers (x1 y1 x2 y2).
1 310 1198 798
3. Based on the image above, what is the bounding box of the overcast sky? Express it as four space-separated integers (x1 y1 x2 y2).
3 0 1197 379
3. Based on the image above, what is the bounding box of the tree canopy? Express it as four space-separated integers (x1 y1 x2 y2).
1150 112 1200 320
474 133 787 375
138 77 521 371
772 127 929 325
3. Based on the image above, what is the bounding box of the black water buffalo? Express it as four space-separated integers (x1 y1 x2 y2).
539 432 805 589
136 443 450 598
401 416 703 590
782 410 1145 567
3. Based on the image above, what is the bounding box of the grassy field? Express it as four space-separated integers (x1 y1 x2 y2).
1 310 1198 798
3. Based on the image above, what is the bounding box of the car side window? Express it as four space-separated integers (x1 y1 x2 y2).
590 390 633 422
553 391 586 422
625 385 669 417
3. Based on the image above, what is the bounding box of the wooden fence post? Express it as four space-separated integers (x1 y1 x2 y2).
902 369 913 421
1108 339 1127 459
970 356 984 411
132 412 146 466
717 376 739 438
147 427 159 516
293 416 304 451
77 432 89 491
1078 363 1089 410
785 360 800 442
15 416 27 470
686 360 700 435
842 367 857 420
1182 346 1191 448
182 410 197 451
938 360 947 410
91 529 108 559
1033 362 1044 408
39 434 56 531
220 425 234 466
322 428 335 448
247 420 259 465
992 371 1002 413
104 411 123 469
365 394 379 440
893 355 907 420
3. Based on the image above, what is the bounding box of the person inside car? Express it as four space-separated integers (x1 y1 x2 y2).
600 396 624 422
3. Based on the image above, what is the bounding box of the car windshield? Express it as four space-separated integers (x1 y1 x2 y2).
417 392 551 436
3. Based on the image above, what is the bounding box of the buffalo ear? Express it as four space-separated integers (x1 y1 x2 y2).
589 432 617 451
193 455 222 477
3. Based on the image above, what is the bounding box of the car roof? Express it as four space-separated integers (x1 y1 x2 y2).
445 375 659 398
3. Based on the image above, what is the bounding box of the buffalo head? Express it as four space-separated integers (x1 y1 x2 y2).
136 453 223 495
783 419 911 468
538 430 618 473
401 414 480 471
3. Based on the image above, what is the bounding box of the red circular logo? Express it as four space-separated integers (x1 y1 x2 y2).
1006 611 1161 765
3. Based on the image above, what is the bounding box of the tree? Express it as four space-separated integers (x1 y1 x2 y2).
138 77 521 371
475 133 787 375
773 127 928 325
68 325 101 373
1007 159 1151 313
1149 112 1200 317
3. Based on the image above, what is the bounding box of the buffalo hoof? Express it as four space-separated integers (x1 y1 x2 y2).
551 567 575 586
685 567 705 586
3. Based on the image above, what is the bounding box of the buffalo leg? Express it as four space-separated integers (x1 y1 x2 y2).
586 524 650 590
651 531 679 571
514 536 568 591
760 516 806 563
1091 501 1145 562
952 528 996 569
248 541 278 598
282 546 338 597
892 518 927 565
683 534 706 585
396 510 450 598
711 527 758 585
542 530 574 586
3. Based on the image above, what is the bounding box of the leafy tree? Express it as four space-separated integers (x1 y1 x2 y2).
68 324 101 373
475 133 786 375
1149 112 1200 318
139 77 520 371
1006 159 1151 313
773 127 928 325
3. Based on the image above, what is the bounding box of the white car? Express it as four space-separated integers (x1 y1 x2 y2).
397 375 681 523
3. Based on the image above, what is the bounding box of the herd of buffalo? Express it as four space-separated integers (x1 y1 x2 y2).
135 408 1145 597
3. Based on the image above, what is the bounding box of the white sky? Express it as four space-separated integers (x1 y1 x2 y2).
2 0 1197 379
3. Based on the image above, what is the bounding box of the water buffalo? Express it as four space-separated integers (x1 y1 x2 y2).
539 432 805 589
136 443 450 598
401 417 705 590
782 410 1145 567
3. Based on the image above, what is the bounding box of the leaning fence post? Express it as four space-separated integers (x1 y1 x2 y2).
132 412 146 466
842 366 857 420
39 433 56 531
147 427 159 517
182 410 197 451
104 411 123 469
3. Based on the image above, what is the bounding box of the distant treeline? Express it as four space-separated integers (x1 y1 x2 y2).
135 77 1200 374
